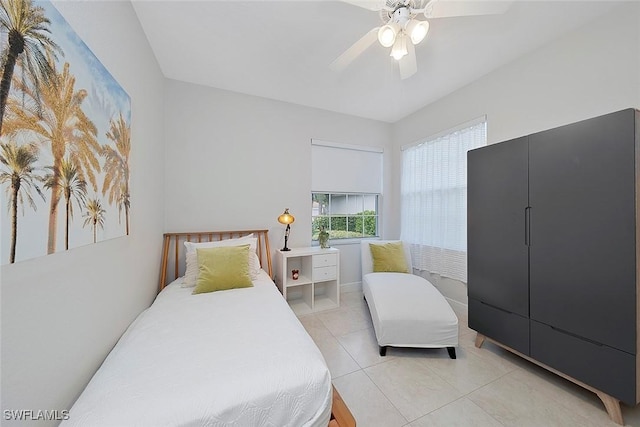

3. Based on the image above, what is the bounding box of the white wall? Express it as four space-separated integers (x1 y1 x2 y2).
390 2 640 303
164 80 392 287
0 2 165 425
393 2 639 149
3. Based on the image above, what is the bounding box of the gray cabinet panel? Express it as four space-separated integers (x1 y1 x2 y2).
467 109 639 407
468 298 529 354
468 137 529 317
529 109 636 354
531 320 636 404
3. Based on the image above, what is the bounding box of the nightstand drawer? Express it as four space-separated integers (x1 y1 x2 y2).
313 266 337 282
313 253 337 268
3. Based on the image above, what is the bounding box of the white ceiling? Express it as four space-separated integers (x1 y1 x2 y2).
132 1 619 123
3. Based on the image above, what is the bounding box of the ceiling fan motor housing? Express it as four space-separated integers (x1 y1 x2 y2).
392 6 412 26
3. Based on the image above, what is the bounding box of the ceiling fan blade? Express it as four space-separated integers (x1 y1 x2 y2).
399 41 417 80
330 27 379 72
340 0 386 11
425 0 512 19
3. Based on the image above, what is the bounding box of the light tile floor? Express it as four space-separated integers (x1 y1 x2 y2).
298 290 640 427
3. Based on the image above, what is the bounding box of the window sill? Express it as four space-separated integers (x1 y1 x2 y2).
311 237 381 247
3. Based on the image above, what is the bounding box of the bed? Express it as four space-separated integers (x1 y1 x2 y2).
62 230 355 427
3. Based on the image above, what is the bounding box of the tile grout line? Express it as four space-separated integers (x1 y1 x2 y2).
361 363 411 425
327 301 411 425
306 293 513 426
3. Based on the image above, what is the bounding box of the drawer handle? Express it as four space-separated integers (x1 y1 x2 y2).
479 301 513 315
548 325 603 347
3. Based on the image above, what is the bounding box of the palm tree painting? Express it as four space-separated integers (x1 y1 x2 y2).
6 58 101 254
102 113 130 235
44 158 87 251
0 141 44 263
0 1 130 265
0 0 62 136
82 197 105 244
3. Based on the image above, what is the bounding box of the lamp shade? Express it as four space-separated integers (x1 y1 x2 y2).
378 24 398 48
278 208 295 225
405 19 429 45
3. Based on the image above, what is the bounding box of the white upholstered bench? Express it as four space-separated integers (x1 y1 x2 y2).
361 240 459 358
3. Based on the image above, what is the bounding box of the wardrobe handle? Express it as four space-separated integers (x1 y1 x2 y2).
524 207 531 246
549 325 604 347
480 300 513 315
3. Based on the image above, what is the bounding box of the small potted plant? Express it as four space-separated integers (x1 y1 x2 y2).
318 226 330 249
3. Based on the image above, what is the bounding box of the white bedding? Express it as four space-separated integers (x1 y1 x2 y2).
62 271 332 427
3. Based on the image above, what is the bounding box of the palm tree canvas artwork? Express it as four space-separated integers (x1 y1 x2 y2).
0 0 131 265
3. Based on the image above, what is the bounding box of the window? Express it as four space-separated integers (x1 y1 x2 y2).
400 117 486 282
311 139 383 242
312 193 379 240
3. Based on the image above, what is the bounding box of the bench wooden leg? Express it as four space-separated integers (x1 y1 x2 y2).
475 333 485 348
447 347 456 359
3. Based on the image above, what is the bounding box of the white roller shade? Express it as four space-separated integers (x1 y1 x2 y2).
311 139 383 194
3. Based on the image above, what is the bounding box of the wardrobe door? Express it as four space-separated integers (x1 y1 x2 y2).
529 109 636 354
468 137 529 317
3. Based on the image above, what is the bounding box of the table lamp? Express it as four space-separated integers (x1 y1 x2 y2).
277 208 295 251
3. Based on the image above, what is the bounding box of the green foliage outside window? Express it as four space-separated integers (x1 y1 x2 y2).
312 210 377 240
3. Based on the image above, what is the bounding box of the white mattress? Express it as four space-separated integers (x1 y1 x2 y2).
62 271 332 427
363 272 458 348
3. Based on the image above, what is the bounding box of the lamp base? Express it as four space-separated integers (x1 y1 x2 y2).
281 233 291 251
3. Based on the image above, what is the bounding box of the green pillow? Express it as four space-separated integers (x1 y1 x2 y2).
193 245 253 294
369 242 409 273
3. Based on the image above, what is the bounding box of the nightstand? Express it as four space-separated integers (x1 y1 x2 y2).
275 247 340 315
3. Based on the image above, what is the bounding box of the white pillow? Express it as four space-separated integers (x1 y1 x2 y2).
184 234 255 254
182 252 199 287
181 235 261 287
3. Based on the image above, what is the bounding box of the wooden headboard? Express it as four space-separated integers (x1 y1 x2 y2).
159 230 273 291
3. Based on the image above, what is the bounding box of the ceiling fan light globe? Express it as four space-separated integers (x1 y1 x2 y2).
390 50 407 60
390 34 408 60
378 24 397 48
407 19 429 45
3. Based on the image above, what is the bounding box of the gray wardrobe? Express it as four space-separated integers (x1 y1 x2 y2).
467 108 639 422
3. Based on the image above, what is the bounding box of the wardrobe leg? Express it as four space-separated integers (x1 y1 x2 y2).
475 333 486 348
596 391 624 425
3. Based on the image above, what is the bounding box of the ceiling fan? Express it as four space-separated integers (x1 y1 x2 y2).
331 0 512 79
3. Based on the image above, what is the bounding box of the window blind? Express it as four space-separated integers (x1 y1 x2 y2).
400 118 486 282
311 139 383 194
